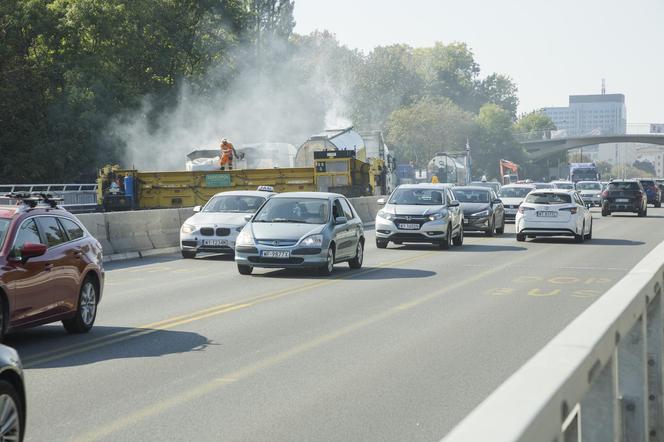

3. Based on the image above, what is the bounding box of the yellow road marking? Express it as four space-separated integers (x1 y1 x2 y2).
23 250 439 368
72 244 553 442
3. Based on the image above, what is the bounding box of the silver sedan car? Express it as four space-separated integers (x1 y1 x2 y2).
234 192 365 276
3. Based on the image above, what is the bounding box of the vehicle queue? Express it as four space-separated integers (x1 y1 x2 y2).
0 176 658 440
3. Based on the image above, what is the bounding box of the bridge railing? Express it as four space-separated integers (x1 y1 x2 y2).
0 184 98 213
443 240 664 442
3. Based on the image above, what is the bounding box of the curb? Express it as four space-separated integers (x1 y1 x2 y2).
103 246 181 263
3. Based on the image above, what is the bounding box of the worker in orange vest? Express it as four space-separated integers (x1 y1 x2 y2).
220 139 240 170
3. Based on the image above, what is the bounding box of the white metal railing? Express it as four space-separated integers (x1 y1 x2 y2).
0 184 98 212
443 241 664 442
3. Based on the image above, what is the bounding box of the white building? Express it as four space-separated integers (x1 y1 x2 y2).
635 144 664 177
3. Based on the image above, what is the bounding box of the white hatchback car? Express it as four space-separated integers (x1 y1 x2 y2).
180 190 274 258
515 189 593 243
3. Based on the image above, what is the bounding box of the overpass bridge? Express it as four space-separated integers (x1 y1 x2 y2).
517 131 664 160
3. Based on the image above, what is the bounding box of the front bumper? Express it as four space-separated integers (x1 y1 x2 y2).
580 195 601 206
462 216 490 232
235 245 328 268
375 217 448 243
180 229 239 253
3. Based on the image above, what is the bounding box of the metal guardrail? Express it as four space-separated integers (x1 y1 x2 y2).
444 240 664 442
0 184 98 213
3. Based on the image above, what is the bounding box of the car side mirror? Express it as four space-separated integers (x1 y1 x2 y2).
448 200 460 207
244 214 253 222
193 205 202 213
10 243 47 263
377 198 386 205
335 216 348 225
493 198 503 205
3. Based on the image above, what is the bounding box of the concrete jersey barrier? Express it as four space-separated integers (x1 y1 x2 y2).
75 197 380 261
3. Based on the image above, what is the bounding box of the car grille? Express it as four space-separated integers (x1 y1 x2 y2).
390 232 431 241
506 204 519 209
216 228 231 237
393 215 429 227
256 239 298 247
200 228 214 236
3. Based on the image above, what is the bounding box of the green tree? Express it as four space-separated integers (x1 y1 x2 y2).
612 164 654 179
351 44 424 128
384 97 475 167
476 74 519 118
513 111 557 141
472 104 524 180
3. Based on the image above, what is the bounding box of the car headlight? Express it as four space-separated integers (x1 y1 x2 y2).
471 210 490 217
181 223 196 234
377 210 395 220
300 234 323 247
236 229 255 246
428 212 444 221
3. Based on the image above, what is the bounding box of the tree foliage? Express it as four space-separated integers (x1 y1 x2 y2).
2 1 524 183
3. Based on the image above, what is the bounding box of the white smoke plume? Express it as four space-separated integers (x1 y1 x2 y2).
109 33 355 171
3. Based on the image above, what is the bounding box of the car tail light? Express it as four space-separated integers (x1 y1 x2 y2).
636 192 644 200
518 206 534 214
601 190 608 198
561 207 578 214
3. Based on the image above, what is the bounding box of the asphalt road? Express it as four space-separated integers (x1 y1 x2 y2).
10 208 664 441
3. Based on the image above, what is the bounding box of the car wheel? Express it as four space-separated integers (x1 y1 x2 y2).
237 264 253 275
484 217 495 237
638 205 646 217
0 380 24 442
63 277 98 334
376 239 388 249
438 225 452 250
657 200 662 208
348 240 364 269
585 219 593 240
453 224 464 246
601 205 610 216
181 250 196 259
575 223 585 243
516 233 526 242
495 218 505 235
318 247 335 276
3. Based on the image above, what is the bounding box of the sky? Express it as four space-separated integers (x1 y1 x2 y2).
294 0 664 127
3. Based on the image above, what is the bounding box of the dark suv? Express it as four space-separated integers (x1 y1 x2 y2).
638 179 662 207
601 180 648 217
0 195 104 339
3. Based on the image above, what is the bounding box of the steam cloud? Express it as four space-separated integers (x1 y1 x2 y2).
109 36 353 171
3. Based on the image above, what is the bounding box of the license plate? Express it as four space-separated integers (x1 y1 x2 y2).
261 250 290 259
616 198 629 203
398 223 420 230
505 209 517 214
203 239 227 246
537 211 558 217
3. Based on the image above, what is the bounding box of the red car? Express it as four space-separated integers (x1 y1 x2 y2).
0 195 104 339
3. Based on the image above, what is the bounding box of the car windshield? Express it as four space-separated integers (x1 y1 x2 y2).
498 187 532 198
0 219 9 251
576 182 601 190
553 182 574 189
253 198 329 224
203 195 266 213
388 188 445 205
453 189 490 203
640 181 656 188
525 193 572 205
609 182 640 191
